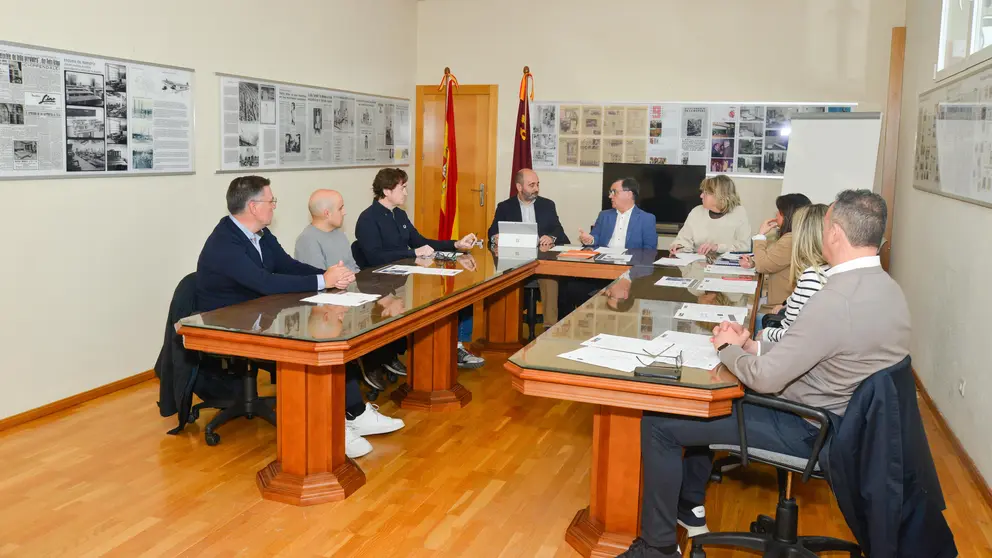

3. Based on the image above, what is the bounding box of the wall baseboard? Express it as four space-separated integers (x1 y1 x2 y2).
914 370 992 512
0 370 155 434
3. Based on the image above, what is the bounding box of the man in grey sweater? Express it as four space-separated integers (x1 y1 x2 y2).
620 190 910 558
294 189 407 459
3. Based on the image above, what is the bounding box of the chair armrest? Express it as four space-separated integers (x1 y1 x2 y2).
735 392 832 483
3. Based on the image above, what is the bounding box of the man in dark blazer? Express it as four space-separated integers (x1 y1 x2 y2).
196 175 400 460
487 168 569 323
487 168 569 248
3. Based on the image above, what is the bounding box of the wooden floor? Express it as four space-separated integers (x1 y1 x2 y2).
0 361 990 557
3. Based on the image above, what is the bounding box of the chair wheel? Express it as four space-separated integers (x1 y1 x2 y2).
205 431 220 446
367 389 380 402
386 371 398 383
188 407 199 422
690 546 706 558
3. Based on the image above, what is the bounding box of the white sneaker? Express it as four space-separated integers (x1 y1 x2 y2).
346 402 405 436
345 425 373 459
456 342 485 369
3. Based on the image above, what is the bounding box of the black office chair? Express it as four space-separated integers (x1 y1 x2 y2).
188 358 276 446
691 392 862 558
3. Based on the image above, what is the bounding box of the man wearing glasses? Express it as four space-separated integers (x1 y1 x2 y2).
196 175 354 314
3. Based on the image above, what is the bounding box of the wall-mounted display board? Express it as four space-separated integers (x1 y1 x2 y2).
914 60 992 209
530 101 855 178
0 40 194 179
217 73 410 172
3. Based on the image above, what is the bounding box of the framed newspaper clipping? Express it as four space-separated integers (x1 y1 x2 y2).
217 72 411 172
0 40 195 179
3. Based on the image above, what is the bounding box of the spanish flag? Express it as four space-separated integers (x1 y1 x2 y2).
508 67 534 199
438 69 459 240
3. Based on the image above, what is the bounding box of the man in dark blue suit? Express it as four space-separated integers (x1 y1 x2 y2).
196 176 401 460
487 168 568 323
487 168 568 248
563 177 659 315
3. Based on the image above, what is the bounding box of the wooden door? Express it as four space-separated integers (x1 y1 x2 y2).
415 85 498 240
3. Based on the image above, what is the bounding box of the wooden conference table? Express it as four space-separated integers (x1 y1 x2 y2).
177 247 758 544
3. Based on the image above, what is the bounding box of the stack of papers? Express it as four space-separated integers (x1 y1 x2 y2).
375 264 462 276
704 265 756 276
557 346 650 373
556 331 722 373
557 250 596 259
597 253 633 263
655 276 696 288
595 247 628 255
301 292 381 307
698 277 759 294
675 253 708 262
675 303 749 324
581 333 672 357
550 245 583 252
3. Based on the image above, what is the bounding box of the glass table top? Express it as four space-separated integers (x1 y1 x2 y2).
179 249 537 342
509 259 756 390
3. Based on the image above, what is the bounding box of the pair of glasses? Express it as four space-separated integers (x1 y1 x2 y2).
252 197 278 205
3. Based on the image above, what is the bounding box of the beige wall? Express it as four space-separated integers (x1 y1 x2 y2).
0 0 418 420
416 0 905 245
891 1 992 482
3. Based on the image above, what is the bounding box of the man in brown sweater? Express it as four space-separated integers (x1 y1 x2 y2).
619 190 909 558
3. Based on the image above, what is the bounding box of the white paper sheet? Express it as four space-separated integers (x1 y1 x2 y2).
655 276 696 288
301 292 381 306
581 333 673 357
704 265 756 276
698 277 759 294
375 265 462 276
557 346 652 373
654 257 692 267
597 254 633 263
675 303 749 325
675 253 708 262
654 331 722 370
550 245 584 252
595 247 628 255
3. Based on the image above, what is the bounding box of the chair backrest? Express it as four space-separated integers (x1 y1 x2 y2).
351 240 369 269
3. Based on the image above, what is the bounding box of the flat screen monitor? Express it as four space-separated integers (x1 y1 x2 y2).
601 163 706 234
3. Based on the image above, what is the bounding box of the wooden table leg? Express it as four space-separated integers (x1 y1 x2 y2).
256 362 366 505
473 283 524 357
567 405 643 557
391 312 471 411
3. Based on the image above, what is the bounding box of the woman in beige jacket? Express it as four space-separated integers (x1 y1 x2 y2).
740 193 811 307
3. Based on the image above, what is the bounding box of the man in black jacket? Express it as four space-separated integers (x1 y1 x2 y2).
488 168 568 323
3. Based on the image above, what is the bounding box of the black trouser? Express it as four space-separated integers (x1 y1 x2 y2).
345 363 365 418
560 278 610 316
639 404 819 547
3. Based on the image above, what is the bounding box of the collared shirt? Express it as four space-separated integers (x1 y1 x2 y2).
519 198 536 224
608 208 632 248
228 214 325 290
825 255 881 277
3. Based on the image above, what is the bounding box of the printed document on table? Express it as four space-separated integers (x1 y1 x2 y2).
674 253 708 262
654 257 691 267
595 247 628 255
698 277 759 295
704 265 756 276
376 265 462 276
655 276 695 288
301 292 381 306
654 331 722 370
557 346 652 373
675 303 749 325
597 254 633 263
581 333 673 357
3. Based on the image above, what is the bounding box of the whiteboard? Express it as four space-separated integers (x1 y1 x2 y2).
780 112 882 204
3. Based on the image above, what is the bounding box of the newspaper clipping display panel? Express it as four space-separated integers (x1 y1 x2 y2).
530 99 854 178
219 74 411 171
0 41 194 178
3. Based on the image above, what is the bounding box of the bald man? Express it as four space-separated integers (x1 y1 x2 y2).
295 189 359 272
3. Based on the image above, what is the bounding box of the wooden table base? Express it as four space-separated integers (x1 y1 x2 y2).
391 312 471 412
473 283 524 357
257 362 366 505
566 405 643 557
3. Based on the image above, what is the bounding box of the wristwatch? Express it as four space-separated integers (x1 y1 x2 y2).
717 342 731 352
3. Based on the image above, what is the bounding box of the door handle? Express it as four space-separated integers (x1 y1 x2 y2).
470 183 485 206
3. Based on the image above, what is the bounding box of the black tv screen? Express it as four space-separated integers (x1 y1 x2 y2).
601 163 706 233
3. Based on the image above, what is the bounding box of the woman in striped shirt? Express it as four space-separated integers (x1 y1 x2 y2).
762 204 831 342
